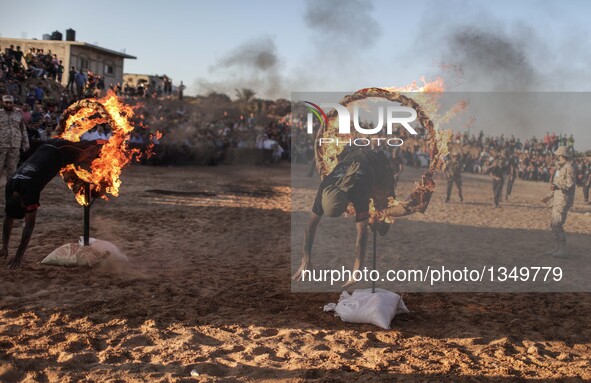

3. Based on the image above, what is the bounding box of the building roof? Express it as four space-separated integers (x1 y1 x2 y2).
0 37 136 59
73 41 136 59
124 73 169 79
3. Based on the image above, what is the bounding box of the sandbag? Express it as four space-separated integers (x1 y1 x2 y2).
324 288 409 329
41 237 127 267
40 243 81 267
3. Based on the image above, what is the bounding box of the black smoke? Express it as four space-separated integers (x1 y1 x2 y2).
218 36 279 71
196 36 285 99
304 0 382 48
443 26 538 91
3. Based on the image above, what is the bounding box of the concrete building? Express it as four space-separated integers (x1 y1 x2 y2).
0 35 136 87
123 73 171 91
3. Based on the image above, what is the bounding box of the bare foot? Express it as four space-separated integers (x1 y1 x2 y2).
292 261 314 281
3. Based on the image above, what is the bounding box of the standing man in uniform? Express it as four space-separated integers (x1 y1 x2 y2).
0 95 29 181
445 152 463 203
505 152 518 201
542 146 576 257
485 153 508 208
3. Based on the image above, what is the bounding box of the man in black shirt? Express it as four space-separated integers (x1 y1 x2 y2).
67 66 76 93
2 138 103 269
505 153 519 201
485 153 509 208
445 152 464 203
292 148 394 288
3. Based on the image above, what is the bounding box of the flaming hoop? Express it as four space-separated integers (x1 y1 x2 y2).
55 92 158 206
314 87 452 223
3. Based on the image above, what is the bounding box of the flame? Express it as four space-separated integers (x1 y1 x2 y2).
385 76 466 129
386 76 445 93
58 91 154 205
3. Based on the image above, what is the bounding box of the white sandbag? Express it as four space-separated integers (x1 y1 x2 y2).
41 238 127 267
324 288 409 329
41 243 81 267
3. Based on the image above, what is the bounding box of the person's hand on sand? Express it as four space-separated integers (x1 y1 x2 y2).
292 260 314 281
7 255 22 270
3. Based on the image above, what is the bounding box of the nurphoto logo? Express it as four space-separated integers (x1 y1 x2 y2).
302 101 418 147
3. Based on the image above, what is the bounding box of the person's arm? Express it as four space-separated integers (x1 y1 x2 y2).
2 216 14 260
7 210 36 269
292 213 322 281
353 220 368 273
342 219 369 289
444 162 452 179
563 165 576 191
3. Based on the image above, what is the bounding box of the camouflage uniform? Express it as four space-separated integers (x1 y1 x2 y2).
550 160 576 244
0 107 29 180
445 157 463 202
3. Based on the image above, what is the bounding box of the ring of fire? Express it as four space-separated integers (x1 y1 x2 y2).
314 87 451 223
54 92 152 206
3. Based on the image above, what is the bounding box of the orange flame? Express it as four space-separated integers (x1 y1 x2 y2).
387 76 445 93
58 92 152 205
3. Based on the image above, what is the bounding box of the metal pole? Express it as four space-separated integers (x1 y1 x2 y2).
83 183 90 246
372 226 377 293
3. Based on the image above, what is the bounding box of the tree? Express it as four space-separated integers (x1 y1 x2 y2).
234 88 256 104
234 88 256 115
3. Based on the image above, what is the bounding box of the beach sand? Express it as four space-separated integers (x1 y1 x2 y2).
1 163 590 382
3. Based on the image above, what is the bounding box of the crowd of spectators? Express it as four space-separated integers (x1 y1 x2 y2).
288 112 589 191
3 58 589 181
445 131 585 183
1 45 65 96
10 91 79 153
132 100 289 165
120 75 176 99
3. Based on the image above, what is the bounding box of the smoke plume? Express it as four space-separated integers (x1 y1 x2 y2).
303 0 382 48
196 36 286 99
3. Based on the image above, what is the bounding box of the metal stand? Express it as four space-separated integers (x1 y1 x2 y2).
83 183 91 246
372 225 377 293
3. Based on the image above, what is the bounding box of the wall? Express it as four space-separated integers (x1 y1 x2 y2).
123 73 167 90
69 45 125 87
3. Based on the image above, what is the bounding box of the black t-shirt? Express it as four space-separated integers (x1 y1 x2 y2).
312 148 390 222
391 155 404 174
6 138 101 212
489 159 509 178
13 50 23 62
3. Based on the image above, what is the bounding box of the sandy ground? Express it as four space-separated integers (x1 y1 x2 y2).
1 162 590 382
